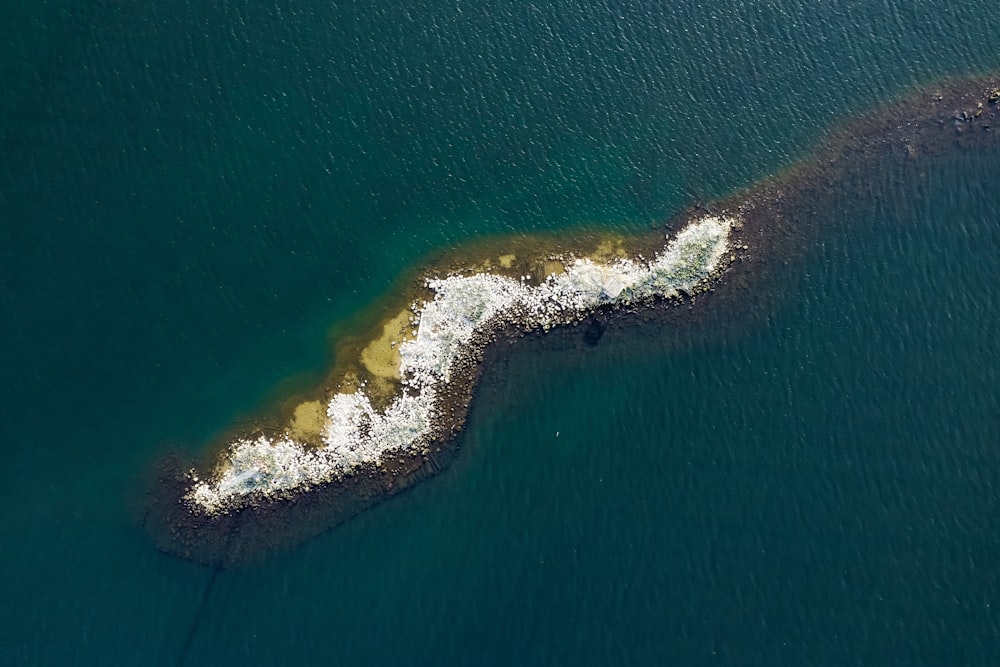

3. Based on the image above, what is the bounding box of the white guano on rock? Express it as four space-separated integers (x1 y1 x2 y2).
186 215 734 513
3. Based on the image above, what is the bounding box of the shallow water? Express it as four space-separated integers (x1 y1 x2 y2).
1 1 999 664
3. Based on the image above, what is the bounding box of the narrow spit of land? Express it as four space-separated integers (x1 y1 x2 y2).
145 76 1000 567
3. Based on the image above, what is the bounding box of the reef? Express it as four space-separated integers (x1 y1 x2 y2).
144 74 1000 567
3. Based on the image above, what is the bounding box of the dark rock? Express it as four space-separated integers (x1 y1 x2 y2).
583 317 606 346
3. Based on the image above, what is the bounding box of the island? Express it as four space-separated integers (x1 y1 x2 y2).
144 76 1000 567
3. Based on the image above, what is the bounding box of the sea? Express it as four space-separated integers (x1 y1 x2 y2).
1 1 998 664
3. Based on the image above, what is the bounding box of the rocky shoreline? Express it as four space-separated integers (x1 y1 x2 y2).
144 75 1000 567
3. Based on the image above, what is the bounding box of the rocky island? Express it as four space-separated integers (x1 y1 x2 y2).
145 76 1000 567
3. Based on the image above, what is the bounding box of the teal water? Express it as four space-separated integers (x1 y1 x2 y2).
1 1 998 664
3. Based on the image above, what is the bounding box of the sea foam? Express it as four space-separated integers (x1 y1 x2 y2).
187 215 733 512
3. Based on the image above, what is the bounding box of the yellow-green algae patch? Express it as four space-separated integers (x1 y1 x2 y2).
590 236 629 263
359 307 415 381
541 259 567 278
289 400 328 445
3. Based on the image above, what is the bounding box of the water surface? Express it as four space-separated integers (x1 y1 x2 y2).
0 1 998 664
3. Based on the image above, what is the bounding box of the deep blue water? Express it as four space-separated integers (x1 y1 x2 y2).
1 1 998 664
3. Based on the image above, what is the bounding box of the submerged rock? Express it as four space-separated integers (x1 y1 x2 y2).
583 317 607 346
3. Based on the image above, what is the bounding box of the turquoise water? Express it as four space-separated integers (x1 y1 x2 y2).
1 1 998 664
